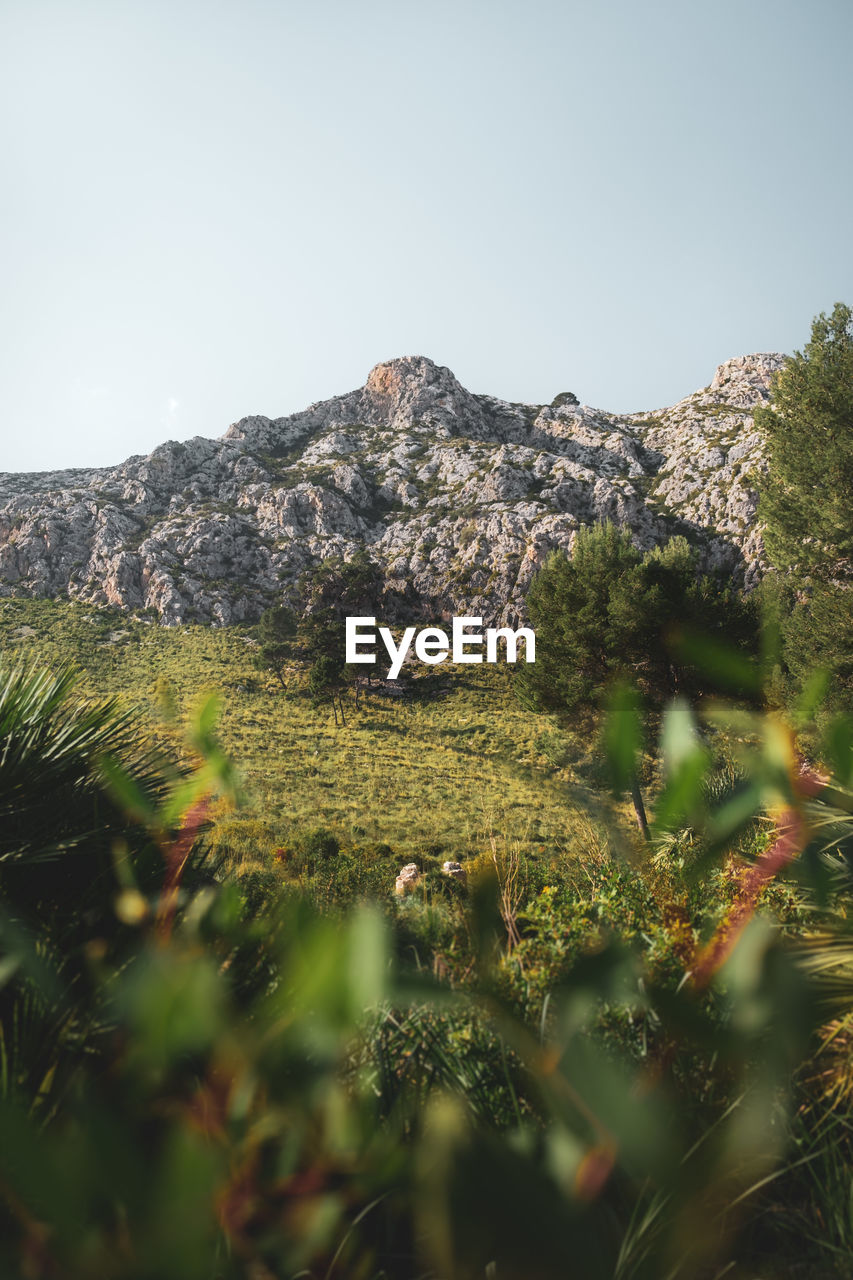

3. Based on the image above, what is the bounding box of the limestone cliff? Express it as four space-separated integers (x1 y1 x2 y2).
0 353 785 625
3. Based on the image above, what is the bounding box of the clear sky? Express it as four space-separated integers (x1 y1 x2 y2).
2 0 851 473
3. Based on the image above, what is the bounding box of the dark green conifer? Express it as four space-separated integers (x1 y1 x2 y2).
516 523 754 720
756 303 853 707
757 302 853 582
255 604 298 689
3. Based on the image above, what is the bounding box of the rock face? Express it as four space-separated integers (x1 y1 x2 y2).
442 860 467 885
395 864 421 896
0 353 785 625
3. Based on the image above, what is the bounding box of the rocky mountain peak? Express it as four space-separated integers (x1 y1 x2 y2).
364 355 444 397
361 355 484 430
0 352 788 626
709 353 787 406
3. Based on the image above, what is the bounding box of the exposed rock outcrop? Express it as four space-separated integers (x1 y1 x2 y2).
442 860 467 885
0 353 785 624
395 863 421 896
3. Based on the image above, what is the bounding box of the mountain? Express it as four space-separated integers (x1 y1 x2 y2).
0 353 785 626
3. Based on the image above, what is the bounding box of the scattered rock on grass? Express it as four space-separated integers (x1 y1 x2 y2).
395 863 421 895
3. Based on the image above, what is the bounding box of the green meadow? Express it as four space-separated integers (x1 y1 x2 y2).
6 547 853 1277
0 597 613 859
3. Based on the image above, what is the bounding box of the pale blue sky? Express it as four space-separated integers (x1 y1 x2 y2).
2 0 851 472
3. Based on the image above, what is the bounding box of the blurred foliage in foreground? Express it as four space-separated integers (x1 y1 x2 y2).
4 662 853 1277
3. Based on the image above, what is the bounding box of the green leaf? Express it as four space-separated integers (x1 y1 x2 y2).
660 699 702 776
670 630 761 695
99 752 156 825
793 668 831 728
192 690 222 745
346 906 388 1013
603 682 643 795
653 699 711 832
824 714 853 788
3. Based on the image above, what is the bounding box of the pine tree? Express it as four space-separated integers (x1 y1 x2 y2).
255 605 298 690
308 653 348 726
515 524 757 835
515 523 645 719
756 303 853 707
757 302 853 583
515 524 754 721
298 552 383 662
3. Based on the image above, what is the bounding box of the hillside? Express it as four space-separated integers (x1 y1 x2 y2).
0 596 605 857
0 352 784 625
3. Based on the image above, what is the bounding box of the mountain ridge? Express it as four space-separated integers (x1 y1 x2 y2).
0 353 785 625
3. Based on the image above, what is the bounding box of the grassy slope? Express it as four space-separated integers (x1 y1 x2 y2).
4 603 844 1277
0 598 607 858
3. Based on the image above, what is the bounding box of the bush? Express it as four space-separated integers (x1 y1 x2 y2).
297 824 340 860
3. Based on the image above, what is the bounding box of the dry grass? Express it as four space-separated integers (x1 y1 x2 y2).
0 598 606 856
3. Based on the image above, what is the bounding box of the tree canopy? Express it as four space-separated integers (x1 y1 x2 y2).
298 551 383 662
255 604 298 689
515 523 756 724
757 302 853 585
255 553 384 707
755 303 853 708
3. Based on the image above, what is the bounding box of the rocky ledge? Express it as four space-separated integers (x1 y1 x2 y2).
0 352 785 625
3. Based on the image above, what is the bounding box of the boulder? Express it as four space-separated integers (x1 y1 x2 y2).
394 863 421 896
442 860 467 885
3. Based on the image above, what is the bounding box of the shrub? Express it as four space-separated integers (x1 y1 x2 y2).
297 824 340 860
